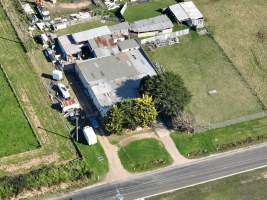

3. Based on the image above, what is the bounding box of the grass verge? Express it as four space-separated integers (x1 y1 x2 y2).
118 138 172 172
149 167 267 200
171 117 267 158
0 142 108 199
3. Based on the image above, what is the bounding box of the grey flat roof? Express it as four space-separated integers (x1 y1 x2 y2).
117 39 139 51
72 26 112 43
76 50 156 113
130 15 173 33
180 1 203 19
169 1 203 21
169 4 189 21
58 35 81 55
77 53 138 82
109 22 130 33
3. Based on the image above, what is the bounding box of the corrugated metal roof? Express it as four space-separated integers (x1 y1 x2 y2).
58 35 81 55
169 1 203 21
169 4 189 21
109 22 130 33
130 15 173 33
72 26 112 43
180 1 203 20
117 39 139 51
76 50 156 115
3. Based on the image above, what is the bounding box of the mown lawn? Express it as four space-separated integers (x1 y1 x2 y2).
171 117 267 158
146 33 262 125
0 69 39 157
118 138 172 172
123 0 176 22
195 0 267 107
150 167 267 200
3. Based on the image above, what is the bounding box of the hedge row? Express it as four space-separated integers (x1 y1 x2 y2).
0 160 92 199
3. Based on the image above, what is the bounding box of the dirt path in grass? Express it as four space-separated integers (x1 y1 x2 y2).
154 122 191 165
20 90 49 145
0 153 58 173
119 132 158 146
98 136 131 182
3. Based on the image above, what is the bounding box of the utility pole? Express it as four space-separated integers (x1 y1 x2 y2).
75 108 80 142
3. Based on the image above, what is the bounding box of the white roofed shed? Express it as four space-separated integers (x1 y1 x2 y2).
72 26 112 43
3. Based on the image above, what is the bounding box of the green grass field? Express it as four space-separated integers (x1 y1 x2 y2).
150 167 267 200
171 117 267 158
118 138 172 172
0 69 39 157
146 33 262 125
0 3 76 170
123 0 176 22
195 0 267 107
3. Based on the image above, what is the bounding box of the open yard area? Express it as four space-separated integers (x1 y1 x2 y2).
150 167 267 200
118 138 172 172
0 68 39 157
56 20 115 36
123 0 176 22
146 33 262 126
195 0 267 107
171 117 267 158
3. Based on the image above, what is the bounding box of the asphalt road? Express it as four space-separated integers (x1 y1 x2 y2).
55 144 267 200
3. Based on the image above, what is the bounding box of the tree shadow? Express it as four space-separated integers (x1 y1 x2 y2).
115 79 140 99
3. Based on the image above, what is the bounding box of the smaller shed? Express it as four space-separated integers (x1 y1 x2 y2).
117 39 139 52
83 126 97 145
130 15 174 38
72 26 112 44
168 1 204 29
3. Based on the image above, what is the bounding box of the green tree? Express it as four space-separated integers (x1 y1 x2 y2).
132 95 158 127
103 105 123 134
104 96 158 134
139 72 192 118
120 95 158 130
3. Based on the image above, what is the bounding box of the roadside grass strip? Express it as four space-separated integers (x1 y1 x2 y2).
149 167 267 200
171 117 267 158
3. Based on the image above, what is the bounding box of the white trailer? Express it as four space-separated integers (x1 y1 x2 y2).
83 126 97 145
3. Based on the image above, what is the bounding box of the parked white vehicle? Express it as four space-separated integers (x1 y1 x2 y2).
57 83 70 99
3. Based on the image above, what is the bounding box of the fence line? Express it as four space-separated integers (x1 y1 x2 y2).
141 29 190 44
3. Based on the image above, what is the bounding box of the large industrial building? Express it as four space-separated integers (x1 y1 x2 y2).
75 49 156 116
